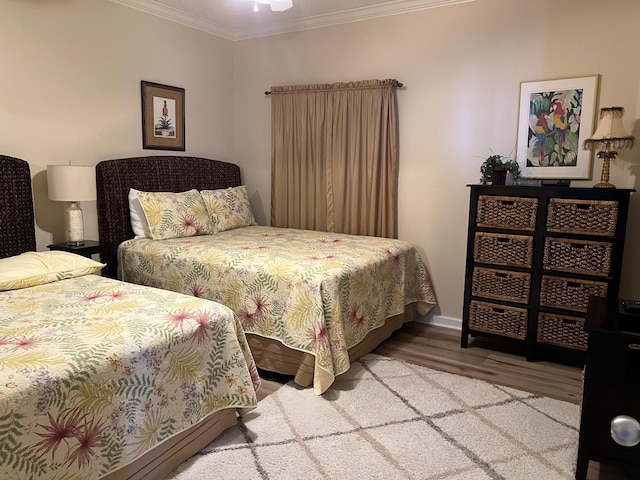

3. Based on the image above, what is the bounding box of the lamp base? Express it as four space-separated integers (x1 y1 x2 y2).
65 201 85 246
593 182 616 189
593 152 616 189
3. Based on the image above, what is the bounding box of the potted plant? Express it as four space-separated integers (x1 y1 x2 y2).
480 154 521 185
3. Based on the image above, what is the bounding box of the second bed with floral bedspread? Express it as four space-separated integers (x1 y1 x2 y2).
119 225 436 394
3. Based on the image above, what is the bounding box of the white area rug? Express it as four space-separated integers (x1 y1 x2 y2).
168 354 579 480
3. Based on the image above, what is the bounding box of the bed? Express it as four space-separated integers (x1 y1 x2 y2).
0 155 260 480
96 156 437 395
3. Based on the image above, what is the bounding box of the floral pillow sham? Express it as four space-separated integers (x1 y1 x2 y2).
201 185 257 233
137 189 213 240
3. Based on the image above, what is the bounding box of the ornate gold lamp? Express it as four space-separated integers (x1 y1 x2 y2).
583 106 635 189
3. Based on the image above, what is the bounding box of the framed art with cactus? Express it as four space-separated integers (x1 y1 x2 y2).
141 81 185 151
516 75 599 179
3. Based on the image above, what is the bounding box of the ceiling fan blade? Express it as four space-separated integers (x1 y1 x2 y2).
270 0 293 11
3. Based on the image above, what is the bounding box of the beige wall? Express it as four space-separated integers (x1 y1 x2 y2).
3 0 640 326
1 0 235 250
233 0 640 324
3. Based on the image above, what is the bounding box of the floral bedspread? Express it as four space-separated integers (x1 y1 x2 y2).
0 274 259 480
120 226 436 394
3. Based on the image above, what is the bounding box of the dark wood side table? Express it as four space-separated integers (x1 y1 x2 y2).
576 296 640 479
47 240 105 259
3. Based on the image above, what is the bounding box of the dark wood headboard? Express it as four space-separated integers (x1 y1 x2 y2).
96 156 242 278
0 155 36 258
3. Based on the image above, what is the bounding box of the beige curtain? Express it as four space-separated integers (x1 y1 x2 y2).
270 79 399 238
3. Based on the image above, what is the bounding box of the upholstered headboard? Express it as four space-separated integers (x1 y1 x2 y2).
96 155 242 278
0 155 36 258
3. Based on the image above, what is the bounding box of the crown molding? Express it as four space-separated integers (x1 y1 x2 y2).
233 0 475 40
111 0 475 41
110 0 234 39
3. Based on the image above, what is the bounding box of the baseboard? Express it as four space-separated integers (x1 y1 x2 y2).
415 313 461 330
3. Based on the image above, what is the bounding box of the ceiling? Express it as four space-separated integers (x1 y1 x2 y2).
111 0 474 41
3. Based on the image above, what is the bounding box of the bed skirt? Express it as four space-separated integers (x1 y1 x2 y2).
246 302 418 392
102 408 238 480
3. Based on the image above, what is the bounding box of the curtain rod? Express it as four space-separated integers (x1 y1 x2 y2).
264 81 404 95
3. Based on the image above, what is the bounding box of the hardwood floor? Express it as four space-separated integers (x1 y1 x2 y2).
373 321 583 403
257 321 630 479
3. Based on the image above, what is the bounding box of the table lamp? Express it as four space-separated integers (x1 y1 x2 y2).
583 106 635 189
47 165 96 246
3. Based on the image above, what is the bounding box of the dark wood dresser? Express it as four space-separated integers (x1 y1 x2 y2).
461 185 633 361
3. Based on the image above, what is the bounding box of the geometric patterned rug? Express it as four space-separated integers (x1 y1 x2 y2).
168 354 580 479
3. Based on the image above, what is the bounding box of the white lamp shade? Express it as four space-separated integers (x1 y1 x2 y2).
583 106 635 151
47 165 96 202
591 108 631 140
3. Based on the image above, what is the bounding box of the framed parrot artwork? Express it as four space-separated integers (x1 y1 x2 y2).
516 75 599 179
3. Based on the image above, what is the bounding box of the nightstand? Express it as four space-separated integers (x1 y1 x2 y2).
47 240 105 259
576 296 640 479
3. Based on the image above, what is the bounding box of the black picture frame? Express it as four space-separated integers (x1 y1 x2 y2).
141 81 185 151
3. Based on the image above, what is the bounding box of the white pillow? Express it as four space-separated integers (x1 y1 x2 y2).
0 251 105 291
128 188 151 238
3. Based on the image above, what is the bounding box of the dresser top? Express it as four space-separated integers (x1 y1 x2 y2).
468 184 635 198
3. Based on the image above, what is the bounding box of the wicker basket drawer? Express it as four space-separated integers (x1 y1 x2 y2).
546 198 618 236
543 237 612 277
539 275 608 312
537 312 588 351
476 195 538 231
471 267 531 304
473 232 534 268
468 300 527 340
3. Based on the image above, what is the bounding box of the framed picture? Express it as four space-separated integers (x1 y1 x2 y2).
516 75 599 179
141 81 185 151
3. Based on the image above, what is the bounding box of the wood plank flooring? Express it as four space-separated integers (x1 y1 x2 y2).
257 321 630 480
373 321 583 403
